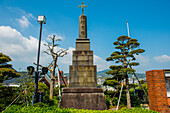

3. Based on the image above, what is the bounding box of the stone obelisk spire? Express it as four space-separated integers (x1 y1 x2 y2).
78 2 87 38
69 2 96 87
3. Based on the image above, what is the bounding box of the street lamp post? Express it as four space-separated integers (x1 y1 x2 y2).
34 15 46 103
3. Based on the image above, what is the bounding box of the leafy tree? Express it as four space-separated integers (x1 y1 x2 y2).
139 79 145 84
136 83 148 104
16 80 50 106
0 53 21 111
16 72 34 106
0 53 20 83
30 82 51 105
0 83 20 112
106 35 145 109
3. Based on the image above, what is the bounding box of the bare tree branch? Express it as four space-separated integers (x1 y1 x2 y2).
33 62 44 68
55 39 62 41
33 62 52 72
53 44 59 47
48 61 53 69
43 51 51 55
41 35 68 100
60 52 68 57
49 36 52 40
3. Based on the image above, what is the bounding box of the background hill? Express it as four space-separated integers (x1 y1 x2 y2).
3 69 146 84
63 69 146 80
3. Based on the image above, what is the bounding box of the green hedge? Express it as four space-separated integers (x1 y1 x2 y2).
3 105 159 113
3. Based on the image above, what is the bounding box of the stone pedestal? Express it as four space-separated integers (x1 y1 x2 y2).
60 87 107 110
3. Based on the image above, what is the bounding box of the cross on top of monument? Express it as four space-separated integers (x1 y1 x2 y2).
78 2 88 15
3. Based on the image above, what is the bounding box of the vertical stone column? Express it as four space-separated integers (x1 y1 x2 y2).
146 70 170 113
79 15 87 38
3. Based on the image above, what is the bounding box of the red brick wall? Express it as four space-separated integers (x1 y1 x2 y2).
168 98 170 106
146 70 170 113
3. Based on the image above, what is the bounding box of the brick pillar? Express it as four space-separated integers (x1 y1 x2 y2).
146 70 170 113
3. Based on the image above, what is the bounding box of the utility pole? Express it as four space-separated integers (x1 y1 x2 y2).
127 21 135 96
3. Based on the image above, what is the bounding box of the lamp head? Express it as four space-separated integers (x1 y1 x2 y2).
37 15 46 24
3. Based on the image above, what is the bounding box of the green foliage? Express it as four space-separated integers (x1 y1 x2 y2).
103 79 119 86
119 94 127 106
0 53 11 64
112 97 118 106
28 82 51 105
136 83 148 94
130 49 145 55
106 36 145 68
0 53 21 83
0 83 20 111
139 79 145 84
117 35 130 42
129 62 139 66
3 105 159 113
130 90 142 107
104 35 145 108
15 73 34 106
104 82 146 108
32 102 49 107
105 95 111 109
135 83 148 104
15 78 52 107
0 68 21 83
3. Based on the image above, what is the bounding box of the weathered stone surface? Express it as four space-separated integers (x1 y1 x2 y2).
79 15 87 38
76 41 90 51
60 88 107 110
69 65 97 87
60 9 107 110
62 87 103 93
72 51 93 66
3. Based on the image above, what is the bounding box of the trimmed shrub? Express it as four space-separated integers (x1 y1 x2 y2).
3 105 159 113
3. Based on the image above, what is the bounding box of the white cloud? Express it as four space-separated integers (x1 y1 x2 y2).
94 55 111 71
27 13 36 20
16 16 30 28
131 55 150 73
154 55 170 62
135 55 150 66
7 7 35 20
0 26 38 66
0 26 111 72
59 47 74 64
0 26 69 71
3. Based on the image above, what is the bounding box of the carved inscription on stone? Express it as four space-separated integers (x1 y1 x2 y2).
79 15 87 38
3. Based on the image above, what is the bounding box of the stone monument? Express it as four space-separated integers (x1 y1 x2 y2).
60 2 107 110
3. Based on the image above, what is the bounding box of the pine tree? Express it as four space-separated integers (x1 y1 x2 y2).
0 53 20 83
106 35 145 109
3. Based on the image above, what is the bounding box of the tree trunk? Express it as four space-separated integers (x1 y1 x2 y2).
49 59 57 100
25 89 28 106
123 58 131 109
125 77 131 109
49 77 55 100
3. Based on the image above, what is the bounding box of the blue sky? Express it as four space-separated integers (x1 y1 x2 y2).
0 0 170 73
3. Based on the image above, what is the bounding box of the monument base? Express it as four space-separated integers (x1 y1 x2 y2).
60 87 107 110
